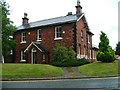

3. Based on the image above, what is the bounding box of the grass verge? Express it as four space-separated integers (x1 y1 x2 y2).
78 60 119 76
2 64 64 78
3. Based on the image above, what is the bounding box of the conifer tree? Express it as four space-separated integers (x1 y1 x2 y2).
97 31 115 62
115 42 120 55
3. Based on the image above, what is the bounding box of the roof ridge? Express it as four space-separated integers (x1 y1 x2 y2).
29 14 77 24
17 13 82 30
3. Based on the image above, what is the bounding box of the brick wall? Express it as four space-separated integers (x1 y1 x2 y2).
14 23 74 63
42 23 74 59
14 28 37 63
76 17 93 60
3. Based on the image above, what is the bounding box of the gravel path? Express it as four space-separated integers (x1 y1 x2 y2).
62 67 86 77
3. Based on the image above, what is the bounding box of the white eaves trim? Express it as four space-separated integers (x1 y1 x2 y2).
77 13 84 22
24 42 43 53
33 43 43 52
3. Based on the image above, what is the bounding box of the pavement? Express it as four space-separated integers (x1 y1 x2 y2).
2 67 119 81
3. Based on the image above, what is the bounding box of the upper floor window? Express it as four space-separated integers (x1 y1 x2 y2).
21 32 26 43
54 26 62 40
37 29 42 41
81 30 83 37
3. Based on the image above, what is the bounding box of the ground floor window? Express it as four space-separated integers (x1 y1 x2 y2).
84 47 86 55
78 45 81 55
90 50 91 59
20 50 26 62
43 54 45 62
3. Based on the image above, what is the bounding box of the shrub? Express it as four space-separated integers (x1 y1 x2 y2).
97 48 115 62
53 43 76 63
51 43 89 67
50 58 89 67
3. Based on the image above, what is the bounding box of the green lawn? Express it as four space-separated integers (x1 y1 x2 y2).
78 60 119 76
2 64 64 78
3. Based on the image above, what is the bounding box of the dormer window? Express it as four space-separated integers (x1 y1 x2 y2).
54 26 62 40
37 29 42 41
21 32 26 43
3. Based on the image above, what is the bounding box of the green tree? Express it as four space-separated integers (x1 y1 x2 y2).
115 42 120 55
97 31 115 62
98 31 109 52
1 0 16 58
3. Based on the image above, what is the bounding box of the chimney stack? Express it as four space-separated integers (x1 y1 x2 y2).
75 0 82 14
22 13 29 25
66 12 72 16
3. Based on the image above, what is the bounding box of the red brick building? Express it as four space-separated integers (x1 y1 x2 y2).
14 0 97 64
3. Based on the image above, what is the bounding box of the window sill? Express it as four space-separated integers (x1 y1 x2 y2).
20 41 26 44
54 37 63 40
20 60 26 62
37 40 42 42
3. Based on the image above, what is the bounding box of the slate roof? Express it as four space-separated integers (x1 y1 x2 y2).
33 42 48 52
17 13 83 30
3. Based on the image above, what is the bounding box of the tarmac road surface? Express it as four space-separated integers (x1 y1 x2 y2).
1 77 120 89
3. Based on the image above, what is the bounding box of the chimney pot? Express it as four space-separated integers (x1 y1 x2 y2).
24 13 28 18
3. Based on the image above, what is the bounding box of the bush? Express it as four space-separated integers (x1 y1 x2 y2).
97 48 115 62
53 43 76 62
50 44 89 67
50 58 89 67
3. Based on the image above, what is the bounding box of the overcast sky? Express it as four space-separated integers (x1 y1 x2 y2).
6 0 119 49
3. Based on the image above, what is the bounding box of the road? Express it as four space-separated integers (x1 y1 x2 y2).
1 77 120 89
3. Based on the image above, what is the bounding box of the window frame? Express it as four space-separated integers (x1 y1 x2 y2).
81 30 83 37
37 29 42 41
84 47 86 55
92 50 95 59
43 54 45 62
78 45 81 55
20 50 26 62
54 26 62 40
90 49 91 59
21 32 26 43
88 34 90 43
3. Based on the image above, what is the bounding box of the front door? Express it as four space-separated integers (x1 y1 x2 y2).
31 48 37 64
